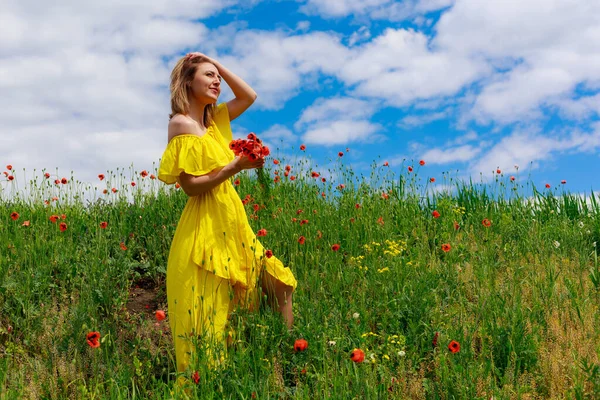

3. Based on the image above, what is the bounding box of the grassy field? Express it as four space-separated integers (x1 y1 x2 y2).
1 157 599 399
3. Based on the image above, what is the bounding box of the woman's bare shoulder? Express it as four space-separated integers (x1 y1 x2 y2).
168 114 197 142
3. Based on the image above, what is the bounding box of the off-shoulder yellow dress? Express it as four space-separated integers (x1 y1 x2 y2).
158 103 297 373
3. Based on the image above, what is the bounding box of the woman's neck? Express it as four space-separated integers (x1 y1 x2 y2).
188 97 208 128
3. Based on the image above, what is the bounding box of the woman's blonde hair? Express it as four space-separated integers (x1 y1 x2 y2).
169 54 217 126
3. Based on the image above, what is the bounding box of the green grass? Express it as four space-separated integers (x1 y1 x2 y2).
1 159 600 399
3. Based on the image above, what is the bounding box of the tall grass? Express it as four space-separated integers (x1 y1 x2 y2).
1 157 599 399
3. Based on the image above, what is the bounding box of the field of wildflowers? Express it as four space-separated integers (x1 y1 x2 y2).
1 149 599 399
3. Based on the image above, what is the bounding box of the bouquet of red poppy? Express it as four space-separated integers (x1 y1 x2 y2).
229 132 272 197
229 133 270 161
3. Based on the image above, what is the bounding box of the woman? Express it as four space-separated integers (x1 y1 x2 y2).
157 52 297 376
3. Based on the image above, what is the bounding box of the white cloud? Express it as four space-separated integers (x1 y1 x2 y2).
302 120 382 145
399 110 449 128
420 144 482 165
0 0 257 189
299 0 392 18
259 124 296 142
348 27 371 47
299 0 454 20
339 28 489 107
295 97 383 146
222 30 349 110
434 0 600 124
469 125 600 177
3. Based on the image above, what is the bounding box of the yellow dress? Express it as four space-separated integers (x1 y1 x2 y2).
157 103 297 373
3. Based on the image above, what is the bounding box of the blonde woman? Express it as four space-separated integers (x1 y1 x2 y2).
158 52 297 378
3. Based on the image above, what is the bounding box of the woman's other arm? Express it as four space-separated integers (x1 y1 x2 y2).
179 156 264 197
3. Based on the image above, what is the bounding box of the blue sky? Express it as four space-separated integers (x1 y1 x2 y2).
1 0 599 199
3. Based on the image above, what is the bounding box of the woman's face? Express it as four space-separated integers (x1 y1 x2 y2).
189 62 221 104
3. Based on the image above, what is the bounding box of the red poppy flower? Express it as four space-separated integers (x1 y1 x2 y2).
61 214 66 220
265 249 273 258
22 220 30 227
285 165 291 172
441 243 451 252
257 229 267 237
298 236 305 245
175 182 181 188
44 172 50 178
54 179 60 185
7 175 14 181
496 169 501 174
131 182 136 187
52 196 58 201
561 180 566 184
545 183 551 189
338 152 344 157
253 204 260 212
350 348 365 363
294 338 308 352
448 340 460 353
300 219 308 226
100 221 108 229
383 161 389 167
453 221 460 230
120 242 127 251
111 188 117 193
510 176 515 181
355 204 361 209
432 331 439 348
274 176 281 183
192 371 200 384
311 171 320 178
382 192 389 200
482 218 491 227
432 210 440 218
86 331 100 348
59 222 68 232
290 176 296 181
140 170 148 177
430 177 435 182
49 215 59 223
321 177 326 183
377 216 384 225
10 212 19 221
300 144 306 151
155 310 166 322
331 244 340 251
6 165 12 170
419 160 425 166
337 184 345 190
103 189 108 194
234 178 240 185
61 177 68 184
408 166 413 172
150 174 156 179
247 132 257 141
98 174 105 180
